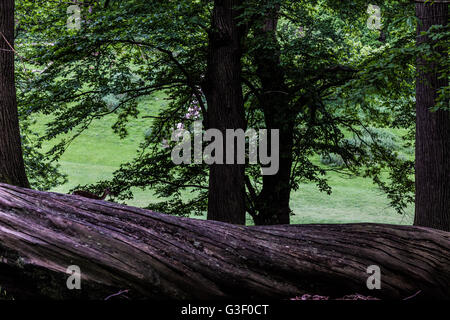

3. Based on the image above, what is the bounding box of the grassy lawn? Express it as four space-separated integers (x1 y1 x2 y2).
32 94 414 226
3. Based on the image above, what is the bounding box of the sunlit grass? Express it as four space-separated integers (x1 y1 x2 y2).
31 94 414 226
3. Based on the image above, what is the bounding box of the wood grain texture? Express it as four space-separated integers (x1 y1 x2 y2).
0 183 449 300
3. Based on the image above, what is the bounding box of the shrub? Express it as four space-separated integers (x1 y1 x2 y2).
320 127 403 167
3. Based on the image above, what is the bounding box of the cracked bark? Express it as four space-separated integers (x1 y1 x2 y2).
0 183 448 300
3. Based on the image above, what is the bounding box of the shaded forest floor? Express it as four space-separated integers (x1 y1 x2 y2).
31 93 414 226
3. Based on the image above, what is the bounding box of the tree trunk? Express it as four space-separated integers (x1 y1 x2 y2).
204 0 246 224
0 183 449 300
414 2 449 231
0 0 30 188
252 5 294 225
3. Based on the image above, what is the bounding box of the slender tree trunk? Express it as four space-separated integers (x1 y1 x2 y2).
0 183 449 300
414 2 449 231
204 0 246 224
252 6 294 225
0 0 29 188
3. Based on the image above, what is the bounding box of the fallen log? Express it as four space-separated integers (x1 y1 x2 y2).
0 183 449 300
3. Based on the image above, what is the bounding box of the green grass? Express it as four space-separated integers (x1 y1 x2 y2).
290 174 413 225
31 94 414 226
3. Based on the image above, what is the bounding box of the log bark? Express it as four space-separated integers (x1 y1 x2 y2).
0 183 449 300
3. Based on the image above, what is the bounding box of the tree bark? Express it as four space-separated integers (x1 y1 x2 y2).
204 0 246 224
414 2 449 231
252 5 294 225
0 0 30 188
0 183 449 300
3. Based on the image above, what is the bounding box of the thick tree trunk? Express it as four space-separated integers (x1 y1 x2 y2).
204 0 246 224
0 0 30 188
414 2 449 231
252 6 294 225
0 183 449 300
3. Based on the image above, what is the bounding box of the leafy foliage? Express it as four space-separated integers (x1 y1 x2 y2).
15 0 448 218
